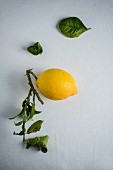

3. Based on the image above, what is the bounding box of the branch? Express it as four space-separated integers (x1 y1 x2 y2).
26 69 44 105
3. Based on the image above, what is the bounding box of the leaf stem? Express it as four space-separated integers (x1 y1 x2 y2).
27 88 32 99
33 93 35 104
27 69 37 80
22 107 26 142
26 69 44 105
23 121 26 142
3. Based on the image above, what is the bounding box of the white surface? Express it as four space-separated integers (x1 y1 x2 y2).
0 0 113 169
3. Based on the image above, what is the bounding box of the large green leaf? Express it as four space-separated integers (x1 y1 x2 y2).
59 17 91 38
27 120 43 134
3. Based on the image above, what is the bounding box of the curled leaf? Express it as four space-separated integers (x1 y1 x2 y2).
24 137 38 149
59 17 91 38
27 42 43 55
27 120 43 134
24 135 49 153
37 135 49 153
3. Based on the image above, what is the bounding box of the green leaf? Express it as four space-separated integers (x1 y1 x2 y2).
24 135 49 153
14 120 23 126
27 42 43 55
28 103 35 120
13 130 25 136
9 108 24 120
35 111 42 114
27 120 43 134
27 103 41 119
59 17 91 38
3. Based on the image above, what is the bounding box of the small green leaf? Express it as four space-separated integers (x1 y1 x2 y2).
14 120 23 126
59 17 91 38
9 108 24 120
35 111 42 114
27 42 43 55
26 108 41 119
13 130 25 136
27 120 43 134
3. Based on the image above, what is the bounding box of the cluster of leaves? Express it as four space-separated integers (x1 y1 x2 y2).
9 69 49 153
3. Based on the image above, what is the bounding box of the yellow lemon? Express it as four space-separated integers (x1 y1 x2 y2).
36 68 78 100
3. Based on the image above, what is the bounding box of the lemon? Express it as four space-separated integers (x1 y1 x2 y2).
36 68 78 100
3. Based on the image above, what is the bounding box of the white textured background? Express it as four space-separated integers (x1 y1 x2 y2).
0 0 113 170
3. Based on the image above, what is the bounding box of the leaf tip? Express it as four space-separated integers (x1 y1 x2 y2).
41 147 48 153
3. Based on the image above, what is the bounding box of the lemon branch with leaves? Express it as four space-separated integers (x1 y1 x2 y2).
9 69 49 153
